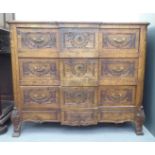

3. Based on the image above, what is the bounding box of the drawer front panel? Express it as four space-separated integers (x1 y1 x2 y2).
22 110 60 122
99 86 135 106
17 28 59 57
61 109 97 126
98 108 135 122
20 86 60 108
61 59 98 86
60 28 98 57
99 59 138 85
61 87 97 108
19 58 60 85
100 29 139 57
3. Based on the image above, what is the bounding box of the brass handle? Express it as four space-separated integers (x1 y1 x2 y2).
32 37 44 43
111 66 125 72
112 37 126 43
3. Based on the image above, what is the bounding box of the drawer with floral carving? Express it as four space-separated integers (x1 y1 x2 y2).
17 28 59 57
20 86 60 109
19 58 60 85
98 107 135 123
61 87 98 108
61 109 98 126
99 86 135 106
100 28 139 57
60 28 99 57
99 59 138 85
60 58 98 86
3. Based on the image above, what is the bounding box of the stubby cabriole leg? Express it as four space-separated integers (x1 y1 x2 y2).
134 107 145 135
11 108 22 137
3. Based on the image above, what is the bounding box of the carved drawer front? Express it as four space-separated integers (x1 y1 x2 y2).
60 28 98 57
20 86 60 109
61 87 97 108
100 29 139 57
19 58 59 85
99 59 138 85
98 108 135 123
17 28 59 57
99 86 135 106
22 110 60 122
61 109 97 126
61 59 98 86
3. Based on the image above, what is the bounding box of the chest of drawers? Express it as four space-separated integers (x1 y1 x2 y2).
9 22 149 137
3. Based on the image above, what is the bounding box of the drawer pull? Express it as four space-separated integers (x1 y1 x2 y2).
111 66 125 72
112 37 126 43
31 37 45 44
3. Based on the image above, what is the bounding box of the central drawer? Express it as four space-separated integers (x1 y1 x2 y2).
61 87 98 108
61 109 98 126
60 58 98 86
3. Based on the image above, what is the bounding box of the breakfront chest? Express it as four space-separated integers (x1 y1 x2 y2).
9 21 149 137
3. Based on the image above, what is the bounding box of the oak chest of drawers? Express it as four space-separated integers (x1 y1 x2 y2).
9 21 149 137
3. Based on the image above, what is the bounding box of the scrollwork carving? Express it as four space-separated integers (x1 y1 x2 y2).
101 60 135 77
103 33 136 48
23 88 57 104
22 61 57 77
20 32 56 49
100 87 134 105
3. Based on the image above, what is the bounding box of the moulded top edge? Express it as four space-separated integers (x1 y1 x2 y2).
7 21 150 25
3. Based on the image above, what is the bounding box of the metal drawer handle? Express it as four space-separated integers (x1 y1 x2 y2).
112 37 126 43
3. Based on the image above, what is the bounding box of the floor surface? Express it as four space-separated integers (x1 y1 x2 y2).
0 122 155 142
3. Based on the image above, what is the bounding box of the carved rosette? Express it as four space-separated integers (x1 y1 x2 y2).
63 32 95 48
64 59 97 77
103 33 136 48
19 31 56 49
101 60 135 77
23 88 57 104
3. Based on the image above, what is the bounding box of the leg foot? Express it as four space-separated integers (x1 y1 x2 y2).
134 107 145 135
11 108 22 137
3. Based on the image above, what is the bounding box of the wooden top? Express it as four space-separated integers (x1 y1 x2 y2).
8 21 150 25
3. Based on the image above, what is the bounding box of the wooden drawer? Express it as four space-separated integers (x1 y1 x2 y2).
60 28 98 57
98 107 135 123
22 110 60 122
99 59 138 85
61 87 98 108
19 58 60 85
61 109 98 126
17 28 59 57
100 28 139 57
20 86 60 109
99 86 135 106
60 59 98 86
